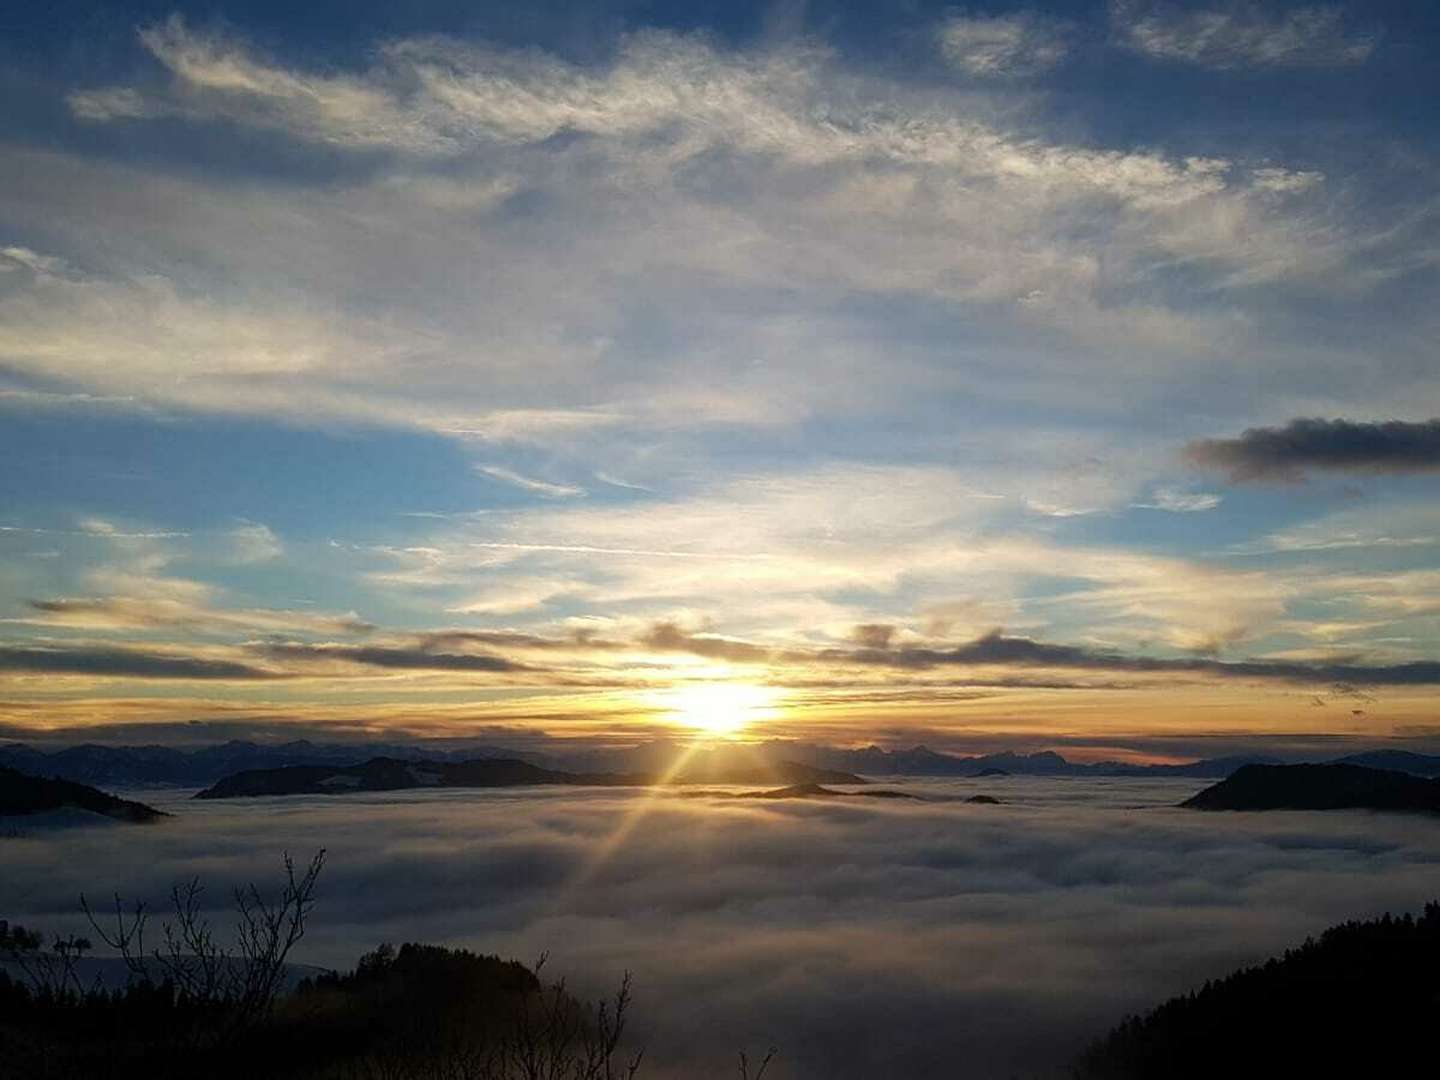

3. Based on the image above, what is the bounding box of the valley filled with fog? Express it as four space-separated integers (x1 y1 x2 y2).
6 777 1440 1079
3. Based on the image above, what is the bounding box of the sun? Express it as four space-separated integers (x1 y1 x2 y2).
663 682 781 736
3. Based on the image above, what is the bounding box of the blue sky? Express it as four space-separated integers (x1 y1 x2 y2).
2 1 1439 754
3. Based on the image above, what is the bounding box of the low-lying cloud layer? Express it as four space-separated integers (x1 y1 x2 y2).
6 781 1440 1078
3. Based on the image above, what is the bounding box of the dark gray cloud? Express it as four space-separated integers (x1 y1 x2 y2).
849 624 897 649
1185 417 1440 481
27 598 377 635
407 625 1440 689
6 781 1440 1079
834 630 1440 686
258 643 530 673
383 625 1440 690
639 623 772 663
415 629 627 653
0 645 277 680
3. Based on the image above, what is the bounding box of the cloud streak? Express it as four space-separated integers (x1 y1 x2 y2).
23 597 375 636
1112 1 1377 69
0 644 278 680
937 12 1072 77
259 642 532 674
1186 418 1440 481
834 630 1440 686
478 466 586 499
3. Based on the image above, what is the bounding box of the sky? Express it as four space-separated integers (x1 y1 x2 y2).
3 1 1440 757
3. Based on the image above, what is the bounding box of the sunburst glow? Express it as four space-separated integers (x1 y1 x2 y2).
662 682 782 736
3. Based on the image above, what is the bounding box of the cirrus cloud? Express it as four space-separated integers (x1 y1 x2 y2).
937 11 1072 77
1112 1 1377 70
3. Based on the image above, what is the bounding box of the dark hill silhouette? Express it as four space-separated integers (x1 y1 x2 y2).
1075 902 1440 1079
0 765 166 823
1181 763 1440 813
0 938 628 1080
195 756 863 799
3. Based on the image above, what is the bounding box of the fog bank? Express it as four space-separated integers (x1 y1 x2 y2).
6 777 1440 1078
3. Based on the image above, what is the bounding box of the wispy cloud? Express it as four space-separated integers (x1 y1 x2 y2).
937 12 1072 77
477 465 586 498
1133 487 1223 512
22 597 374 636
1112 1 1377 69
0 245 70 276
0 16 1385 448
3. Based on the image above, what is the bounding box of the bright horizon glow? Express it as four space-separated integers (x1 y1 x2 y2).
660 682 783 737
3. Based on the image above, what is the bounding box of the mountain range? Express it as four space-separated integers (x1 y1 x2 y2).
194 755 863 799
6 737 1440 790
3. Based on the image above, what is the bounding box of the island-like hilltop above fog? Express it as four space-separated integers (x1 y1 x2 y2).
0 765 166 824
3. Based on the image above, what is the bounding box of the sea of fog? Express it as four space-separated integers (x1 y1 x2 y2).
6 776 1440 1079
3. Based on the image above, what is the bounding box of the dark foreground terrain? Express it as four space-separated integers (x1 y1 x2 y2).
10 900 1440 1080
0 766 165 823
1076 902 1440 1079
0 939 626 1080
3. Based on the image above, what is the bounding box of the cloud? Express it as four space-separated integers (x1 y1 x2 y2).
1112 1 1377 69
0 644 278 680
638 622 773 663
446 577 589 616
1133 487 1222 512
2 12 1435 728
1250 166 1324 194
1185 417 1440 481
7 783 1440 1078
849 624 898 650
369 463 1291 654
477 466 586 498
67 21 1240 211
0 245 70 277
0 13 1386 454
1234 500 1440 555
937 12 1072 77
415 629 627 653
23 597 375 636
234 621 1440 689
223 522 283 563
836 629 1440 685
257 642 532 674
